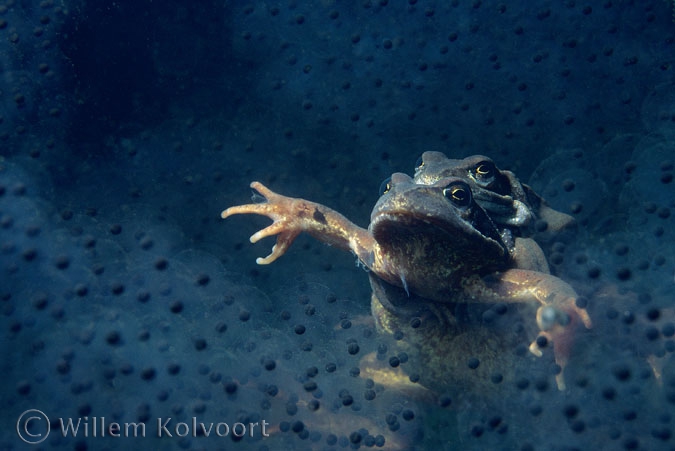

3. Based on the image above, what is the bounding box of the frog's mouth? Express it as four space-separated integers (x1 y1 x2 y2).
370 211 510 262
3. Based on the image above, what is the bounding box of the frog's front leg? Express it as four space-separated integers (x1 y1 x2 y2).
470 269 592 390
221 182 376 265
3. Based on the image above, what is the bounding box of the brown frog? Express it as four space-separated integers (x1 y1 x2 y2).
221 174 591 391
413 151 575 237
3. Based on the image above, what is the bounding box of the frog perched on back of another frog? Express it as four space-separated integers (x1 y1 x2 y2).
413 151 575 238
221 171 591 391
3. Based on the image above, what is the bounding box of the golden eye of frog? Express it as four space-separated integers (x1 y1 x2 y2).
414 151 575 235
221 174 591 390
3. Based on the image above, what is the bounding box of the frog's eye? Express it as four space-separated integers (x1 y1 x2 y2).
414 155 424 170
443 181 472 208
379 176 393 196
472 161 496 184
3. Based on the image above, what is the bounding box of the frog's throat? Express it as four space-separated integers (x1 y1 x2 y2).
368 275 459 329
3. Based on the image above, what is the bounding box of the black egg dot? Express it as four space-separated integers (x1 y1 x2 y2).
165 362 180 375
587 266 601 279
224 381 237 394
303 381 318 392
263 359 276 371
534 378 549 392
364 389 376 400
614 243 629 256
616 267 631 281
325 362 336 373
56 359 70 374
154 258 168 270
467 357 480 369
16 380 31 395
170 301 183 314
623 410 637 421
645 326 660 341
612 364 631 382
194 338 207 351
294 324 306 335
402 409 415 421
389 356 400 368
32 294 48 310
139 236 153 250
209 372 221 383
16 247 39 264
140 367 156 381
646 308 660 321
602 386 616 400
341 319 352 329
292 421 304 433
570 420 585 433
109 224 122 235
516 377 530 390
195 274 210 286
534 219 549 232
491 373 503 384
106 331 122 346
266 384 278 396
347 342 360 355
563 404 579 419
575 297 588 309
239 309 250 322
136 290 150 303
111 283 124 295
54 255 70 270
308 399 320 411
570 202 583 214
341 394 354 406
349 367 360 377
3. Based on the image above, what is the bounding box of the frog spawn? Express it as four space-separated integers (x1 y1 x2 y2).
0 163 432 450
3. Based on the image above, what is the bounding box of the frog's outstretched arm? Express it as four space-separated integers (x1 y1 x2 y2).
222 182 376 265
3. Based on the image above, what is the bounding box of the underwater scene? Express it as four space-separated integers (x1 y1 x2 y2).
1 1 675 450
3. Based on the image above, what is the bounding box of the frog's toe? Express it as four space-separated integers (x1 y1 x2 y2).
253 229 300 264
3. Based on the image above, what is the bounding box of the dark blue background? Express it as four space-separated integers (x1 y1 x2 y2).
1 1 674 449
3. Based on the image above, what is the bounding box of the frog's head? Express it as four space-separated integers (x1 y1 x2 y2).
414 151 534 228
369 173 510 301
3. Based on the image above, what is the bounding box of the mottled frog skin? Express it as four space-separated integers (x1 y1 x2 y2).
222 172 591 391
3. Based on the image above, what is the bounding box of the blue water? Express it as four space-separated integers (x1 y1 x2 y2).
1 1 674 450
